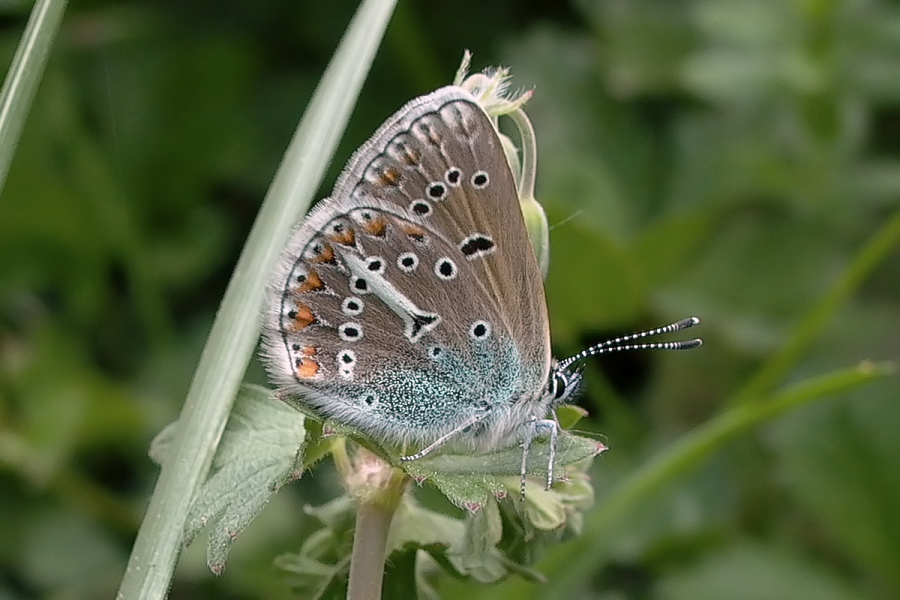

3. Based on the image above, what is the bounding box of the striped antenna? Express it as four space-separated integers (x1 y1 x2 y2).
557 317 702 371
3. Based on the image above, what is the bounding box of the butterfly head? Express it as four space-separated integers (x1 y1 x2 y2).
545 360 582 408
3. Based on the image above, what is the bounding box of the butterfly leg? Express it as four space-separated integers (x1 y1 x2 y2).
399 412 486 462
519 418 561 498
519 432 533 499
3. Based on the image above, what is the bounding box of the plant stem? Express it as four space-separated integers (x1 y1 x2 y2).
731 208 900 405
342 447 408 600
347 495 399 600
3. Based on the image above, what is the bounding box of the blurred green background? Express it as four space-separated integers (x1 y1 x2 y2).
1 0 898 598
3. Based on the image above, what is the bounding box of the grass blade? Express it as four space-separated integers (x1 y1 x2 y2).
116 1 398 597
0 0 68 194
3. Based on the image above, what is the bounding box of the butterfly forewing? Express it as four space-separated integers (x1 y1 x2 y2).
335 87 550 371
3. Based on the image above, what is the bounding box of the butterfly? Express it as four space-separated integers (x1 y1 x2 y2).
260 67 701 495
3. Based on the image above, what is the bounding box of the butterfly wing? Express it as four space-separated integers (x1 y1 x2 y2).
261 87 551 448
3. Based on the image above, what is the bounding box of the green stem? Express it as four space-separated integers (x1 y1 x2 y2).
507 108 537 202
347 498 398 600
507 107 550 276
344 448 408 600
732 209 900 405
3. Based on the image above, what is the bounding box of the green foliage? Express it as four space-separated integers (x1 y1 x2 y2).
151 385 308 574
1 0 898 599
151 385 596 592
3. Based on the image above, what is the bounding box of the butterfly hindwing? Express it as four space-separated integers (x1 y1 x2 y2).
261 86 552 451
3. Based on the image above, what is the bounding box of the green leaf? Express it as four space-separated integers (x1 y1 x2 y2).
179 384 307 573
518 481 568 531
389 495 512 585
275 496 355 599
556 404 589 430
404 432 600 480
454 499 506 583
402 432 601 511
274 453 598 596
387 497 464 555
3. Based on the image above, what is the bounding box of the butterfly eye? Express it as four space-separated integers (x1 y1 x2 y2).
550 371 569 400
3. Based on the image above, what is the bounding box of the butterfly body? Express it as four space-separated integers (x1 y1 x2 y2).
260 85 573 460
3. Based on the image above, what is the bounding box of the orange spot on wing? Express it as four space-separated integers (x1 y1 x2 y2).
399 222 427 241
363 217 387 237
311 243 336 264
290 303 316 330
402 148 421 165
378 167 402 186
296 269 325 293
330 227 356 246
296 358 319 378
295 346 319 378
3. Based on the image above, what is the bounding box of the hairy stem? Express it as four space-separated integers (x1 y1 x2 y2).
347 496 397 600
343 448 408 600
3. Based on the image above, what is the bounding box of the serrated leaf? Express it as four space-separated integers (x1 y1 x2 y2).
402 432 601 511
419 472 502 511
211 384 308 468
200 462 296 572
182 383 307 572
404 432 600 479
269 424 600 590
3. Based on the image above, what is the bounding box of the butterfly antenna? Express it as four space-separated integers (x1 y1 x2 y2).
557 317 702 371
